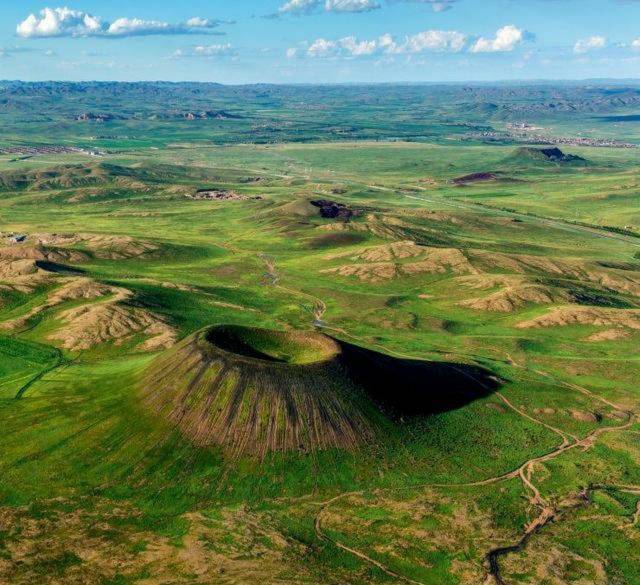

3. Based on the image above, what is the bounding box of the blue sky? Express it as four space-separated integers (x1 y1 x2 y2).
0 1 639 82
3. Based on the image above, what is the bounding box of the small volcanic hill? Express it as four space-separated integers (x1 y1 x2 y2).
453 172 499 185
140 325 498 458
509 147 586 164
310 199 364 221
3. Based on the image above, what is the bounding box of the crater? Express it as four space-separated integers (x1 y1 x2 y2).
140 325 499 457
204 325 339 365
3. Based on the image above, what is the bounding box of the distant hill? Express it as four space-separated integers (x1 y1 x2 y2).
0 162 228 192
508 146 587 165
2 81 640 146
0 164 110 191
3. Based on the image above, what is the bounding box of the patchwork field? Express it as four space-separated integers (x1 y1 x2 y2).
0 83 639 584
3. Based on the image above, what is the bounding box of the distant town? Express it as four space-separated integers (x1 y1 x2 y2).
0 145 105 157
466 122 637 148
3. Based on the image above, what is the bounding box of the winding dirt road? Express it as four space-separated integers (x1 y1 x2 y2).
310 327 637 585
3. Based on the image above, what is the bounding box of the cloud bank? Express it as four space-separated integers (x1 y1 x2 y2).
279 0 460 14
302 30 466 57
292 26 528 58
17 7 223 39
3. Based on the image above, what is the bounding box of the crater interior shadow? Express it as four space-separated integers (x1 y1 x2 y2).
336 339 500 419
205 326 282 362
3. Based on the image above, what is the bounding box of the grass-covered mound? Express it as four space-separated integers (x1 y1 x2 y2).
507 146 587 165
0 163 111 191
140 325 498 458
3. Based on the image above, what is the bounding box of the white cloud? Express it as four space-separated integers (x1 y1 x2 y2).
279 0 319 13
17 7 223 39
107 18 171 37
573 36 607 54
339 36 379 55
325 0 381 11
470 25 525 53
402 30 466 53
286 47 299 58
173 44 237 58
633 38 640 49
17 7 101 38
0 45 37 58
185 17 217 28
300 29 466 58
193 44 236 56
280 0 457 14
307 38 339 57
279 0 380 14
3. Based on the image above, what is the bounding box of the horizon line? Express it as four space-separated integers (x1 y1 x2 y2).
1 77 640 86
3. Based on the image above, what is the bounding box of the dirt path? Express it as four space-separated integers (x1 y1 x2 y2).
219 166 640 582
189 171 639 581
308 326 637 584
258 253 279 285
258 252 327 326
14 347 68 399
496 391 576 444
313 394 635 585
314 491 427 585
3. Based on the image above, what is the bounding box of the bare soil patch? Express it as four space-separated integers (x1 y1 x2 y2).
0 244 87 264
2 277 119 331
50 299 176 352
76 235 158 260
187 189 263 201
323 241 477 282
568 409 599 422
587 328 631 342
458 275 570 312
0 498 314 585
516 306 640 331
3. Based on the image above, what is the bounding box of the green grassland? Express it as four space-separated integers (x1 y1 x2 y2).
0 84 639 584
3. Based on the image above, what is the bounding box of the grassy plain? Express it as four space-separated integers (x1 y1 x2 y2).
0 83 639 584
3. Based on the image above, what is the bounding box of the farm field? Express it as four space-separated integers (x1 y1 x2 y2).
0 82 639 585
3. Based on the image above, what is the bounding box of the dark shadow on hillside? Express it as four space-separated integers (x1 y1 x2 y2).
336 339 500 420
35 260 85 275
205 327 282 362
